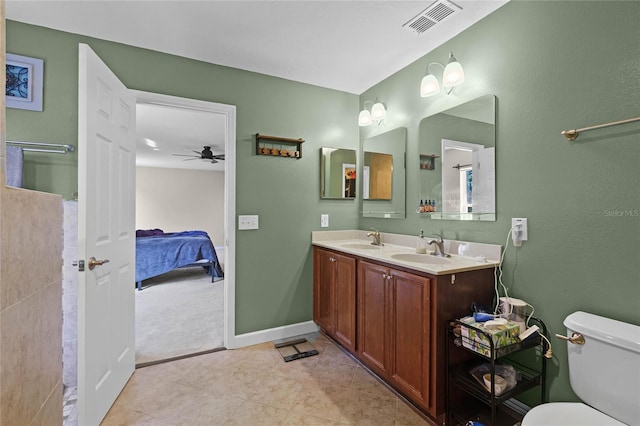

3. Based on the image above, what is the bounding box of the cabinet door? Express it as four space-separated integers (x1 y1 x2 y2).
390 270 431 408
313 248 335 334
333 253 357 352
358 261 391 376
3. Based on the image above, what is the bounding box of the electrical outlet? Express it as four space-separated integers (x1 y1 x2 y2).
512 218 528 241
320 214 329 228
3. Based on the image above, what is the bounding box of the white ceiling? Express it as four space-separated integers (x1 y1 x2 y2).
6 0 508 170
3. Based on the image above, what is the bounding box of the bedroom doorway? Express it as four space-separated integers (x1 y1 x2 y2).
132 91 236 365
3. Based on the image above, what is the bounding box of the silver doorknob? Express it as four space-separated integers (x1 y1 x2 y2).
88 257 110 270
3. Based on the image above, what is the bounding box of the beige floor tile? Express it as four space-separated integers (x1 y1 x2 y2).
283 410 338 425
100 408 159 426
163 393 246 425
224 400 289 425
289 384 348 422
335 390 397 425
350 365 396 398
310 359 357 388
249 374 307 409
395 398 433 425
99 335 437 426
318 344 359 367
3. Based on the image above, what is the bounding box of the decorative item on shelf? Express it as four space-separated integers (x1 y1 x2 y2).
420 153 439 170
420 51 465 97
255 133 304 159
358 98 387 126
418 199 436 213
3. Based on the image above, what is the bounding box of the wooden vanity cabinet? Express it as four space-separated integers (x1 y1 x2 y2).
313 247 357 352
313 245 495 424
358 260 431 409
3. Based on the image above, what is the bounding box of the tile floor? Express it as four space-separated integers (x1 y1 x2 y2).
100 333 435 425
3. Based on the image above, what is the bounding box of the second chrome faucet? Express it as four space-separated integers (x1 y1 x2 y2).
427 233 450 257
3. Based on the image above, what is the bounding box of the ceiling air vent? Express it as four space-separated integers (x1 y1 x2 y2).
402 0 462 34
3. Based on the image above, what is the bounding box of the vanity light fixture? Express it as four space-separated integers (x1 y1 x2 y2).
358 99 387 126
420 51 465 97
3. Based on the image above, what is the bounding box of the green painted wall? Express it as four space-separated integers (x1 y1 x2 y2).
360 1 640 402
5 0 640 404
5 20 361 335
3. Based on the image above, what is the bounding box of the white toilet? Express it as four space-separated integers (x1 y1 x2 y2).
522 311 640 426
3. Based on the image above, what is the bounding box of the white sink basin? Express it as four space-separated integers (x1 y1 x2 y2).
390 253 451 264
340 243 382 250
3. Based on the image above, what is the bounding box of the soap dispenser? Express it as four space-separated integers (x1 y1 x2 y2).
416 230 428 254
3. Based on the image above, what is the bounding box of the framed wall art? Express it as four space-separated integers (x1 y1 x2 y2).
6 53 44 111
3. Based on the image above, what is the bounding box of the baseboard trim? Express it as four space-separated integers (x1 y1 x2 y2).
229 320 319 349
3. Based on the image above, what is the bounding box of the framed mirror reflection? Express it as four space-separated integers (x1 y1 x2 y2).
362 127 407 219
320 147 357 199
418 95 496 221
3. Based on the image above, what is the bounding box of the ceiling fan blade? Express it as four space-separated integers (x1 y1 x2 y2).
173 153 200 157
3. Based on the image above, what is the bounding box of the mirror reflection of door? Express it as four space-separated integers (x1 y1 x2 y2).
342 163 356 198
364 151 392 200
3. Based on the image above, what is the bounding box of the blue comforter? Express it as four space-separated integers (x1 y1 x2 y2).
135 230 223 283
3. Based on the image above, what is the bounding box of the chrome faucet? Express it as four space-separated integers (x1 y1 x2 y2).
427 234 450 257
366 229 383 246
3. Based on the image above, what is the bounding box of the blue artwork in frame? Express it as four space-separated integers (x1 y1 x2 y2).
5 53 44 111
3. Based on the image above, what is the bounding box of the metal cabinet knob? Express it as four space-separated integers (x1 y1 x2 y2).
88 256 110 270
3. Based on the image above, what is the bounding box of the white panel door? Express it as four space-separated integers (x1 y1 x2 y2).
77 43 136 426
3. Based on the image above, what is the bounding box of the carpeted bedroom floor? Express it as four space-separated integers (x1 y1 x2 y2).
135 267 224 365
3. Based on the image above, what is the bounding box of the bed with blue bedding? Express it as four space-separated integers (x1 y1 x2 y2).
135 229 224 290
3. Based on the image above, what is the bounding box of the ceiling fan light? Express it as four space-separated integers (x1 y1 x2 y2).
370 101 386 121
443 53 465 87
359 109 373 126
420 73 440 97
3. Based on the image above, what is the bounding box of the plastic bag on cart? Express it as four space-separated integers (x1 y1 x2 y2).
468 363 518 396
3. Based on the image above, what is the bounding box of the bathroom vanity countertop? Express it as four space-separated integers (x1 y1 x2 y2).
312 230 501 276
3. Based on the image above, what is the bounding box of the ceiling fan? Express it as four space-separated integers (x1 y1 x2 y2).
173 146 225 163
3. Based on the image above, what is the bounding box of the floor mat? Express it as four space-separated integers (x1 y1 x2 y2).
274 338 319 362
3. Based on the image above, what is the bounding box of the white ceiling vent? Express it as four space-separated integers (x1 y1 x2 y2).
402 0 462 34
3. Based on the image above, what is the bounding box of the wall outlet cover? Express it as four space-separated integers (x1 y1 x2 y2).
512 217 528 241
320 214 329 228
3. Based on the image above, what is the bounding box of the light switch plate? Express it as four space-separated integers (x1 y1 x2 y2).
320 214 329 228
239 215 259 230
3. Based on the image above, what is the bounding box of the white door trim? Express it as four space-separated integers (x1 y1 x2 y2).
132 90 237 349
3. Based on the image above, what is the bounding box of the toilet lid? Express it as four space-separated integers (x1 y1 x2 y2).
522 402 626 426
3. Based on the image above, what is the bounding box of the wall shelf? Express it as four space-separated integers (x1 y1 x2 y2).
256 133 304 159
419 153 439 170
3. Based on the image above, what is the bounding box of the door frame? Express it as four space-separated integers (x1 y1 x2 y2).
133 90 237 348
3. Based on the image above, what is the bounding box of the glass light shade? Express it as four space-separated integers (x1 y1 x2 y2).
370 102 386 121
358 109 372 126
420 73 440 97
443 59 465 87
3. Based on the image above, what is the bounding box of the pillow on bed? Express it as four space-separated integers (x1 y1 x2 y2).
136 228 164 237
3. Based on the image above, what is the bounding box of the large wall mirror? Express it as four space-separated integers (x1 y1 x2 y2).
362 127 406 218
320 147 357 199
419 95 496 221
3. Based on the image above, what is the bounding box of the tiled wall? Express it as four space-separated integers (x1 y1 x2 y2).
1 9 63 421
0 186 63 426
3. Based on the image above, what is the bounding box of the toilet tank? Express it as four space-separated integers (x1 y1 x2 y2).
564 311 640 425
